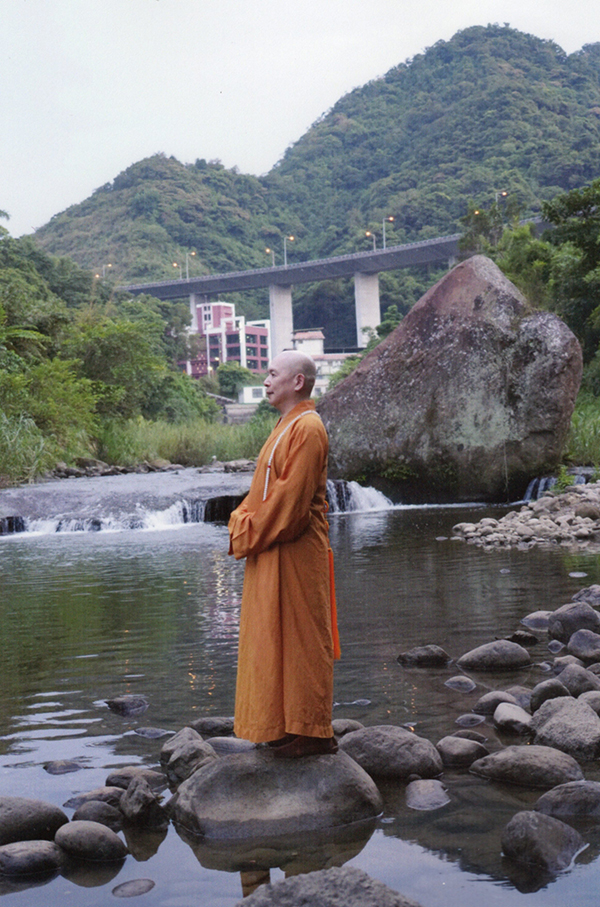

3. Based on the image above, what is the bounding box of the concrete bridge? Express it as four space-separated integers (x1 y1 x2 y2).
123 233 461 354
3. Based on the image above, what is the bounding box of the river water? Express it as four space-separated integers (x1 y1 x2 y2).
0 472 599 906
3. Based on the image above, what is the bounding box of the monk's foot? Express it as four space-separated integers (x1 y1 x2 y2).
272 734 338 759
265 733 298 748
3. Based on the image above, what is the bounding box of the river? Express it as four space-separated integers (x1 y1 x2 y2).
0 470 599 905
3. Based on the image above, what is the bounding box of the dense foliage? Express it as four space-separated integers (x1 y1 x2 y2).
0 225 218 483
32 25 600 347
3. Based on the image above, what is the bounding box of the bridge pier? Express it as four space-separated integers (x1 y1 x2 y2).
269 284 293 356
354 272 381 347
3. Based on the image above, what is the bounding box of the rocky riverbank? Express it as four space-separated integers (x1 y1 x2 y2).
452 481 600 550
5 582 600 899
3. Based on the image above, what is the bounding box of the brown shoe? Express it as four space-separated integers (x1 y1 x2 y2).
265 733 298 748
272 735 338 759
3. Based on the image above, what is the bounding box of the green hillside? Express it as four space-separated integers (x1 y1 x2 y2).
33 24 600 346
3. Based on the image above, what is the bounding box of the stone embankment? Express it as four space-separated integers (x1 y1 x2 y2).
452 482 600 550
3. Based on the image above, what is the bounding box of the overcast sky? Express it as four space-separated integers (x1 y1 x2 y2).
1 0 598 238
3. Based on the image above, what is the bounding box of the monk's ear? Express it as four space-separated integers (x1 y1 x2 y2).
294 372 306 392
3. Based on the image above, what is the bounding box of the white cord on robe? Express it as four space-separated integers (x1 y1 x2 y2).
262 411 321 501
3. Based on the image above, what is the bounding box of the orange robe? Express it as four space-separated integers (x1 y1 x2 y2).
228 399 334 743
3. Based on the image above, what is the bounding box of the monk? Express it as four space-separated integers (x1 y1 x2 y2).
228 350 339 758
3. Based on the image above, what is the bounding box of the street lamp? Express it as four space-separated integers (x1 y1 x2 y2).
173 261 182 279
365 231 376 251
185 251 196 279
283 235 294 267
95 263 112 279
265 247 275 266
382 216 394 250
495 190 508 203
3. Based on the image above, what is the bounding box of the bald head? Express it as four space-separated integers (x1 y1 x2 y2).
275 351 316 392
264 351 317 414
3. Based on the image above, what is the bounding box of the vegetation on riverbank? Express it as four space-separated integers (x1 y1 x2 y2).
96 412 277 469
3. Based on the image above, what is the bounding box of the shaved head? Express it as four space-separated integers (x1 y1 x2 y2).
264 350 317 414
275 351 316 392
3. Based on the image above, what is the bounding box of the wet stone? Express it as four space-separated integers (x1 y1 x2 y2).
338 726 443 781
72 801 123 832
0 840 63 876
474 690 518 716
529 678 571 713
470 745 584 788
63 787 126 810
105 767 167 792
112 879 156 898
455 713 485 727
501 810 585 873
444 675 477 692
134 727 174 739
397 645 451 667
0 797 69 846
457 640 531 672
54 820 128 862
106 695 149 717
187 716 235 738
521 611 552 631
535 780 600 819
332 718 365 738
436 735 489 767
43 760 82 775
405 779 450 811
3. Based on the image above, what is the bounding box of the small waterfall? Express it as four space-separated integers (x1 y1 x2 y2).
25 498 209 536
522 471 588 502
326 479 393 513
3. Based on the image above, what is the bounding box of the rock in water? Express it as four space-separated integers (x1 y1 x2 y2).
501 810 585 872
317 255 582 502
173 749 382 839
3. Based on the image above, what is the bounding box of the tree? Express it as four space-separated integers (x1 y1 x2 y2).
541 179 600 361
217 361 256 398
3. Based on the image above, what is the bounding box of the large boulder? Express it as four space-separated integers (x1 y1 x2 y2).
317 255 582 502
172 749 382 840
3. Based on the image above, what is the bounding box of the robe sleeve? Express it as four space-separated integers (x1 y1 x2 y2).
228 418 327 560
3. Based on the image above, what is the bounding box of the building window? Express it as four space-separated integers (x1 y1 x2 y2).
245 334 257 344
246 347 257 356
247 359 258 369
252 387 264 399
259 335 268 345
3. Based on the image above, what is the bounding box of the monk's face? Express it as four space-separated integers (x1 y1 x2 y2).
264 354 304 414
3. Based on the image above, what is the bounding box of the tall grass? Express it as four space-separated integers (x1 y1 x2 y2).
565 392 600 467
0 413 55 484
97 415 278 467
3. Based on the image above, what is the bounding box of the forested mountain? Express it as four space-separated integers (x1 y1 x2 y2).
33 24 600 345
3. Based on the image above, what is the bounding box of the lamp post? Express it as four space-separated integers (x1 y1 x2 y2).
185 251 196 279
172 261 182 279
283 235 294 267
265 247 275 266
495 189 508 203
365 231 376 251
382 216 394 249
95 263 112 279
